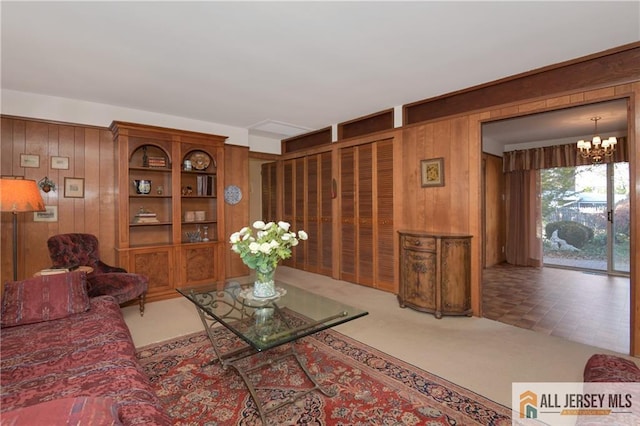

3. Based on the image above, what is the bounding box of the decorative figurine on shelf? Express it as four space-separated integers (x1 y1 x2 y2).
181 185 193 196
38 176 56 193
142 146 149 168
156 185 163 195
202 226 209 242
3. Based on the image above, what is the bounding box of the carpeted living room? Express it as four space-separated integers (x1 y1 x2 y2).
2 2 640 425
121 266 633 424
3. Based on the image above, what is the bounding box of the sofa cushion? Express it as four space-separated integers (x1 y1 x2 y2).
1 271 90 328
1 396 122 426
584 354 640 382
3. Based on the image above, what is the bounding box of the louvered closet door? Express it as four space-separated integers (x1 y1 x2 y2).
357 145 374 286
319 152 333 275
282 160 294 267
293 158 305 266
305 155 319 273
280 154 331 275
376 140 395 290
339 140 394 289
261 162 277 223
340 147 357 282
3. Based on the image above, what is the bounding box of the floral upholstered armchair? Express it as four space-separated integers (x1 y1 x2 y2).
47 233 148 316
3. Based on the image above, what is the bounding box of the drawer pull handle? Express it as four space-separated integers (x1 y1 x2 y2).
409 239 421 246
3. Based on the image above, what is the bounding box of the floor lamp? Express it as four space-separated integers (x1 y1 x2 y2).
0 178 46 281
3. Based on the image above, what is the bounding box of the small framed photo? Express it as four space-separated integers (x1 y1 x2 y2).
64 177 85 198
20 154 40 168
34 205 58 222
421 157 445 187
51 156 69 170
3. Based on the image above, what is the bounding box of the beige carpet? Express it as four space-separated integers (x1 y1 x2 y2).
122 266 633 409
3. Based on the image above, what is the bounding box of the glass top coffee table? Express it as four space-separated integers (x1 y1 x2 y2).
177 278 368 424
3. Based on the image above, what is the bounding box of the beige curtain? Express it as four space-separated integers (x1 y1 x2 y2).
505 170 542 267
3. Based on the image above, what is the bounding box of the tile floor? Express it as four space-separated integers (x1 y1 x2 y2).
482 263 630 354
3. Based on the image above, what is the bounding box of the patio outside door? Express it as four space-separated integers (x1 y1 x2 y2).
542 162 630 275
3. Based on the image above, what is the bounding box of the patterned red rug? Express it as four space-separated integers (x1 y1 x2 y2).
136 326 511 425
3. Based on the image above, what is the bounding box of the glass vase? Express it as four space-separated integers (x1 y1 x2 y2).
254 307 275 339
253 265 276 298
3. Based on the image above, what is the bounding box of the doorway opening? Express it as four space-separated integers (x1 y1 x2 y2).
481 98 631 354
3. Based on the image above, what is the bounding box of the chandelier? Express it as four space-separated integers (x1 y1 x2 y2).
576 116 617 163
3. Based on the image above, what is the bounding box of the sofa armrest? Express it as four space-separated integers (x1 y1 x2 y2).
584 354 640 382
87 273 148 304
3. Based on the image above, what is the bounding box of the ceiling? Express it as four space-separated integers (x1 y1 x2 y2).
482 98 629 153
1 2 639 142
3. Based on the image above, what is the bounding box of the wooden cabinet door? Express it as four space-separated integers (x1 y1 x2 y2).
440 238 472 314
129 246 176 302
180 242 219 286
401 246 437 311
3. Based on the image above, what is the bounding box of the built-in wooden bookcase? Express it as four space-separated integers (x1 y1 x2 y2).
111 121 227 302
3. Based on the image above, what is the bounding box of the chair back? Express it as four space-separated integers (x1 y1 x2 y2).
47 233 101 269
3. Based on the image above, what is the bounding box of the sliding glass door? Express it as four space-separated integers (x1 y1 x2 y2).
541 162 629 275
611 163 630 273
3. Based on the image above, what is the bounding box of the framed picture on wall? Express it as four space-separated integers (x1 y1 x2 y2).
421 158 445 187
51 156 69 170
20 154 40 168
64 177 85 198
33 205 58 222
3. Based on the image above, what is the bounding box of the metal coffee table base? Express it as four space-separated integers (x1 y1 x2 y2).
195 306 335 425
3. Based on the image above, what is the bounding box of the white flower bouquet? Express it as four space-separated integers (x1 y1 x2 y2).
229 220 308 272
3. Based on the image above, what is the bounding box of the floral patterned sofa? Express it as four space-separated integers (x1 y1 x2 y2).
0 272 170 425
583 353 640 382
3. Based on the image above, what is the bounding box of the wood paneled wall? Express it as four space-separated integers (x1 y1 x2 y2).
1 117 117 283
224 144 250 278
398 82 638 353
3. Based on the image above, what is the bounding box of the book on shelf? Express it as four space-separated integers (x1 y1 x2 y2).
133 216 160 224
196 175 215 196
147 156 167 167
136 212 157 217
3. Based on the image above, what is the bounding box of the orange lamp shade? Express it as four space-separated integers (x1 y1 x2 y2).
0 178 46 213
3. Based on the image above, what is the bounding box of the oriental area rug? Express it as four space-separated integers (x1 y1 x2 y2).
136 327 511 426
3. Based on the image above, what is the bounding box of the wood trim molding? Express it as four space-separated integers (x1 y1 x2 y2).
404 42 640 125
281 126 332 154
0 114 109 131
338 108 394 140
